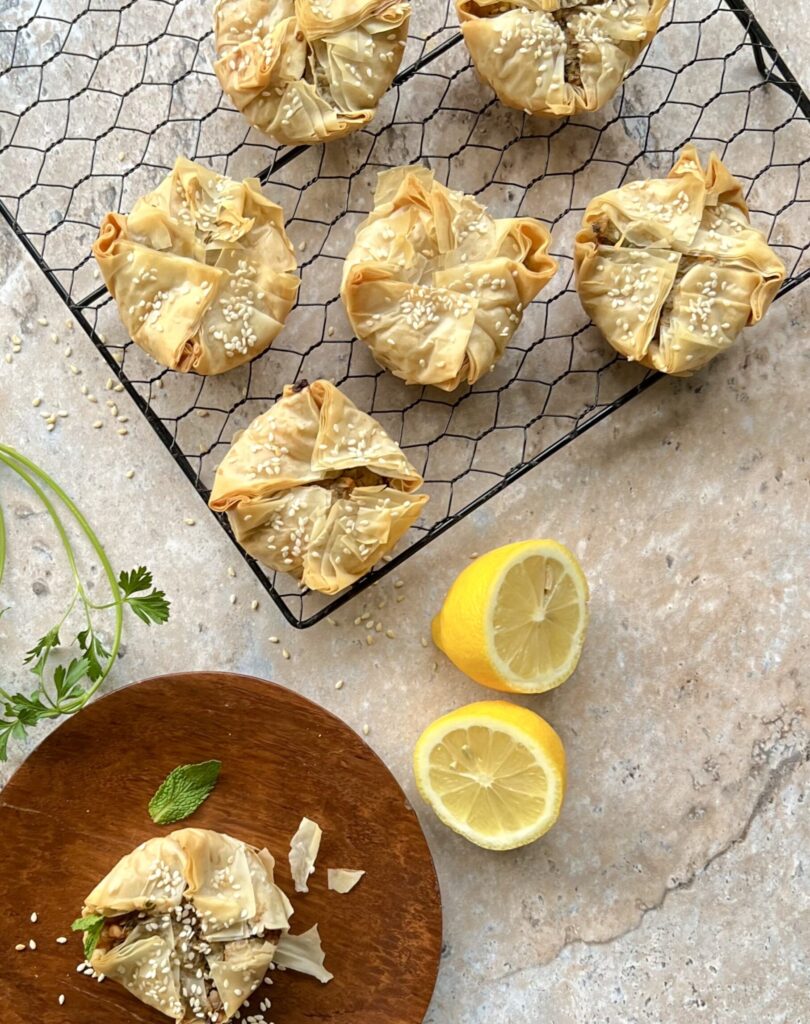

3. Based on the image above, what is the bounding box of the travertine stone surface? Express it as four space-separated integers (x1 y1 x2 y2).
0 3 808 1022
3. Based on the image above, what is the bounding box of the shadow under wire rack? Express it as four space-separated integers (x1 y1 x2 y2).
1 0 808 627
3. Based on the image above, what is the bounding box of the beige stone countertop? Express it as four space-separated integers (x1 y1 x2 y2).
1 3 808 1022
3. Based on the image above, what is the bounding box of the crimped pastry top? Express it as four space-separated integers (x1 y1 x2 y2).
574 145 786 374
341 165 557 391
209 380 428 594
213 0 410 145
92 157 299 375
456 0 670 117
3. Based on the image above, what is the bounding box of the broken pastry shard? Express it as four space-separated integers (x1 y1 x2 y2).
81 829 296 1023
213 0 411 146
574 145 786 375
208 379 428 595
456 0 670 118
92 157 299 375
340 166 557 391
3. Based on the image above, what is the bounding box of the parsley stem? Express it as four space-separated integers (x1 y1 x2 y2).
0 497 6 593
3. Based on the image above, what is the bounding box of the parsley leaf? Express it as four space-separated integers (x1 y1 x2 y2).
53 657 91 703
148 760 222 825
119 567 171 625
71 913 106 960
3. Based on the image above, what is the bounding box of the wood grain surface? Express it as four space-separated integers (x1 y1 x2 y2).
0 672 442 1024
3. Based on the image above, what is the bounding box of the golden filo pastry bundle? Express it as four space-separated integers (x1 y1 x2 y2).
574 145 786 375
209 379 428 594
340 165 557 391
213 0 411 146
80 829 331 1024
92 158 299 375
456 0 670 118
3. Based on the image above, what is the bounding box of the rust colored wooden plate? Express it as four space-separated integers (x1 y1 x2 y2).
0 672 442 1024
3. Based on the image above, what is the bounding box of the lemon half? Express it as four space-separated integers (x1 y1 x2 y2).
414 701 566 850
432 539 589 693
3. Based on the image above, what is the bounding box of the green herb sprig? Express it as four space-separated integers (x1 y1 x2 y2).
0 445 170 760
71 912 106 960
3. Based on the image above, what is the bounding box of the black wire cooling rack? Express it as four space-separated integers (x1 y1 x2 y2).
1 0 808 627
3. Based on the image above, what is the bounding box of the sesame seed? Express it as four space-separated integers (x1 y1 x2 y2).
30 912 37 923
269 636 280 644
92 420 103 429
394 580 404 589
366 635 374 646
251 599 259 610
15 943 25 952
28 939 36 950
227 566 237 577
58 994 65 1006
282 648 291 660
335 679 344 690
420 637 429 648
117 427 128 436
37 316 48 326
56 936 68 944
184 517 196 526
362 724 370 736
125 469 134 479
229 594 237 604
31 397 42 408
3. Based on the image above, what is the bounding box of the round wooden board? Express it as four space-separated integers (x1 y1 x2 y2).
0 672 442 1024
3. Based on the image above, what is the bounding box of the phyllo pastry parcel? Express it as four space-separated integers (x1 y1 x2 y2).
574 145 786 375
76 828 331 1024
209 379 428 594
93 157 299 375
456 0 670 118
213 0 411 146
340 165 557 390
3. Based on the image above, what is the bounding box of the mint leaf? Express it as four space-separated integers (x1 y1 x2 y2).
71 913 105 960
148 759 221 825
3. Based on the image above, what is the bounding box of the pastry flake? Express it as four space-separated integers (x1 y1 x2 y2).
80 828 299 1023
456 0 671 118
208 379 428 594
93 157 299 375
574 145 786 374
340 165 557 390
213 0 411 146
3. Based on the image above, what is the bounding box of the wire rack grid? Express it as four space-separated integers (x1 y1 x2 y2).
1 0 808 627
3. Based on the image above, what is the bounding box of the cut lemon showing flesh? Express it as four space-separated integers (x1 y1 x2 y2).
414 701 566 850
432 539 589 693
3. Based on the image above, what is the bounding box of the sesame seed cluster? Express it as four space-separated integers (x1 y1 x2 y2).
456 0 671 117
574 145 786 375
213 0 410 146
341 165 557 391
79 828 306 1023
93 157 299 376
209 378 428 594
